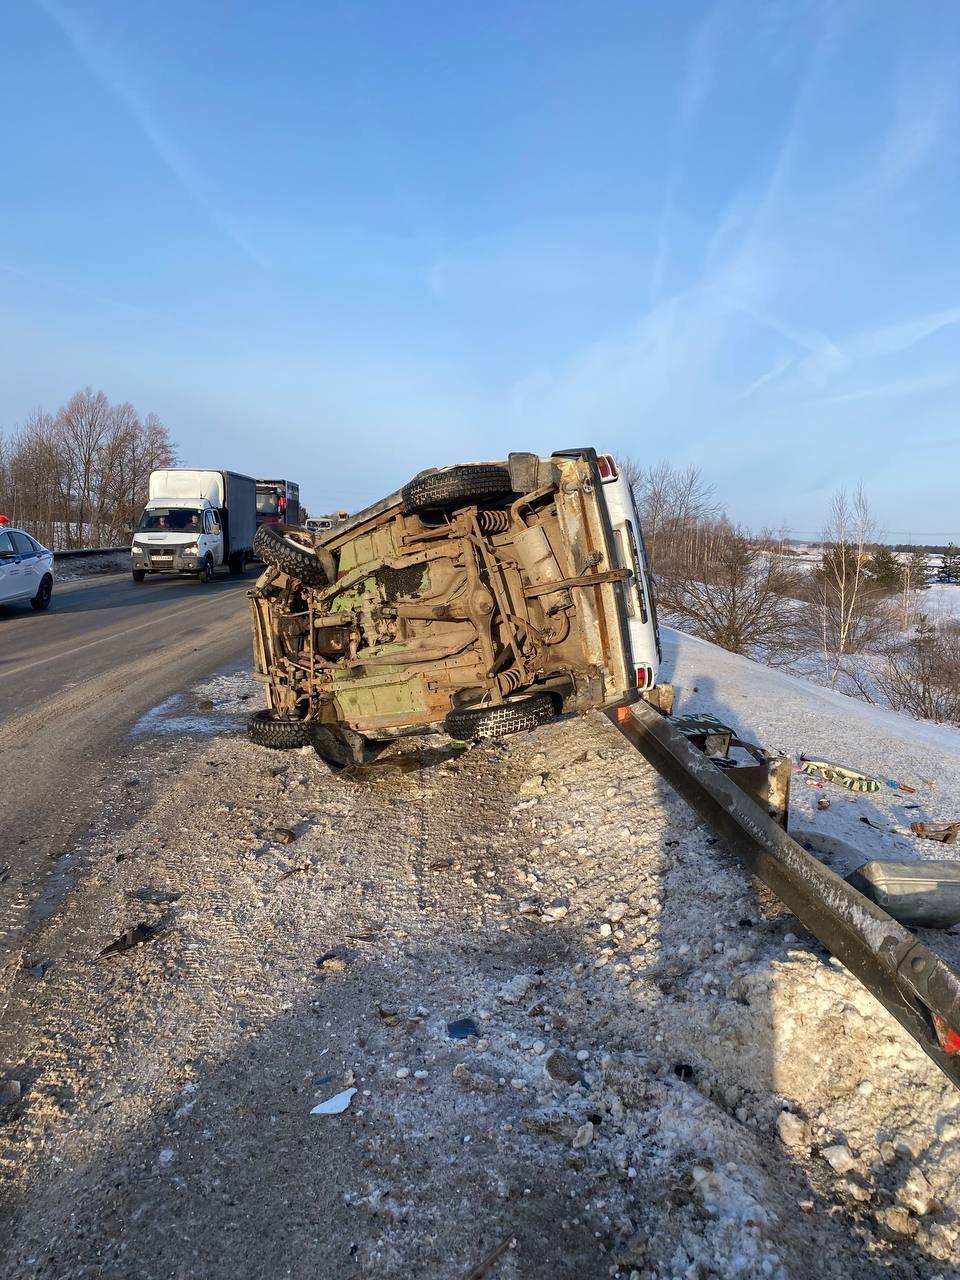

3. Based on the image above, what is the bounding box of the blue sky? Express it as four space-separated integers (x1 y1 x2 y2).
2 1 959 536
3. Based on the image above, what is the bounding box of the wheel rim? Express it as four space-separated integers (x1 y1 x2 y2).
279 529 315 553
39 580 51 605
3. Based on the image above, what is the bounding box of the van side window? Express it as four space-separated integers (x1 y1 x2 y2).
613 529 635 617
623 520 649 623
205 511 221 534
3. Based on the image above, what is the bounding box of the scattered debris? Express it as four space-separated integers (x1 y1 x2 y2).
309 1087 357 1116
447 1017 480 1040
847 860 960 928
672 1062 695 1082
271 827 298 844
460 1232 516 1280
277 864 310 881
24 960 48 979
817 797 831 810
541 897 569 922
317 953 348 973
800 756 881 793
97 922 159 959
911 821 960 844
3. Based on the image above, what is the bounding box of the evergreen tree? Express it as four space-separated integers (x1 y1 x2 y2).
865 545 902 593
938 543 960 583
907 547 931 590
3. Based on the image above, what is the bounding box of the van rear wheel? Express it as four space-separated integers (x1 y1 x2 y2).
445 693 556 741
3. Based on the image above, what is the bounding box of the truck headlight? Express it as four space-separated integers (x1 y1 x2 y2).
131 545 143 555
183 543 199 554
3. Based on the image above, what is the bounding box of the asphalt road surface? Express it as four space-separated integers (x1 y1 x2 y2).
0 568 253 964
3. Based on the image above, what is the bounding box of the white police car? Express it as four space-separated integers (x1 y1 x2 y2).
0 523 54 610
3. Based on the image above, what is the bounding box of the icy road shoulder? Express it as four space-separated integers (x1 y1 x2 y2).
0 702 958 1278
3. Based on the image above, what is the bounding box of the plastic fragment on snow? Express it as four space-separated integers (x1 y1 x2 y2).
799 756 881 793
310 1087 357 1115
448 1017 481 1040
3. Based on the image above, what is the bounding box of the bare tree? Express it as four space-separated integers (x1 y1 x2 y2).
813 485 879 685
663 522 804 659
0 389 176 548
874 617 960 724
620 458 720 574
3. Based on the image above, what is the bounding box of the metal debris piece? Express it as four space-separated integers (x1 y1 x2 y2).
847 860 960 928
310 1087 357 1115
97 922 159 959
272 827 297 844
911 822 960 845
25 960 48 979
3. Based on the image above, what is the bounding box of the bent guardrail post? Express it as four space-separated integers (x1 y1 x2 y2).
611 699 960 1090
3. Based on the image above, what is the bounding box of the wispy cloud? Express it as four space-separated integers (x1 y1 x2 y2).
879 74 955 189
814 372 956 405
36 0 263 265
649 6 722 302
846 306 960 361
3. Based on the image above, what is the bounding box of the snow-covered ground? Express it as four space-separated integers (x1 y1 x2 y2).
662 627 960 970
4 650 960 1278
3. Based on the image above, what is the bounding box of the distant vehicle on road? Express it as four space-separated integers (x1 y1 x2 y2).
256 480 301 528
0 522 54 610
304 510 349 533
132 469 257 584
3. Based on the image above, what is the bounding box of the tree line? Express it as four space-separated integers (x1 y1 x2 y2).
0 387 177 549
623 460 960 724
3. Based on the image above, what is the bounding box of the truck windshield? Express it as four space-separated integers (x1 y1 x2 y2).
138 508 203 532
256 491 281 515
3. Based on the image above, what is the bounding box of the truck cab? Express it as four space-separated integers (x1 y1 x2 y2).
256 480 301 528
132 469 256 583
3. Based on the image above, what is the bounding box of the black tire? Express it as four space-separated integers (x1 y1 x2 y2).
445 692 556 741
30 575 53 611
246 710 313 750
401 464 513 515
228 552 245 576
197 556 214 584
132 569 146 583
254 524 331 588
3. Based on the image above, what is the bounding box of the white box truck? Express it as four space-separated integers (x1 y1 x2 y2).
131 469 257 583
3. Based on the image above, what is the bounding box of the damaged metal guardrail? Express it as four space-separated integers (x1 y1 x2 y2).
611 699 960 1090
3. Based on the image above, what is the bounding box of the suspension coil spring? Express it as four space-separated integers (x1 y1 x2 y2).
497 668 524 695
477 508 510 533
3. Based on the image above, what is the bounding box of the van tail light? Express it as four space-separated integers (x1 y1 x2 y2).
597 454 619 482
279 494 287 513
635 664 652 690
